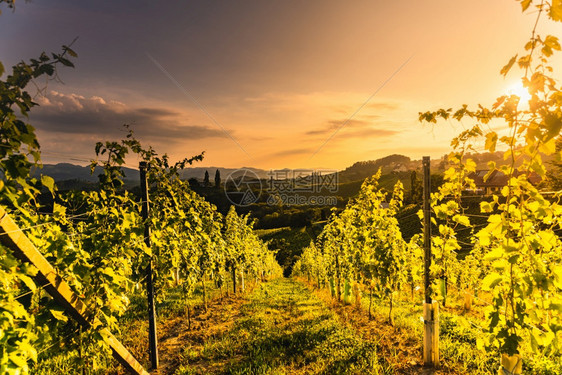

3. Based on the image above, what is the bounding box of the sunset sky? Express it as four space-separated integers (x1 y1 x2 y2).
2 0 562 170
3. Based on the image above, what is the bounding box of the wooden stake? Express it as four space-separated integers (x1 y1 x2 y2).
0 206 149 375
353 282 361 308
463 290 473 311
368 286 373 319
140 161 159 370
423 156 432 305
240 268 245 292
422 156 439 367
231 266 237 294
423 301 439 366
501 353 523 374
202 275 207 312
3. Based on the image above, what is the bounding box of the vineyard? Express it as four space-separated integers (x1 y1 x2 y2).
3 0 562 374
1 114 282 373
294 1 562 373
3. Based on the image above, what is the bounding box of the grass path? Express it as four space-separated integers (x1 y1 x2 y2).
158 278 392 375
34 277 561 374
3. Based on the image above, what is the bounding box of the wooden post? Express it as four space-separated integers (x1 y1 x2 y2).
139 161 159 370
422 156 439 366
353 282 361 308
0 207 149 375
423 301 439 365
423 156 431 305
231 266 237 294
240 268 245 293
463 290 473 311
202 274 207 311
501 353 523 374
343 279 351 305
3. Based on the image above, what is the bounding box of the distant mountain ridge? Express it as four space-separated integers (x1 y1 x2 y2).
32 156 424 185
337 154 418 183
179 167 270 180
34 152 511 185
32 163 138 183
32 163 271 183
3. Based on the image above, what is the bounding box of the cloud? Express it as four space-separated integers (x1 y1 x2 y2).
242 92 401 114
337 128 399 139
266 148 312 158
31 91 227 141
367 102 400 111
305 119 371 136
305 118 399 140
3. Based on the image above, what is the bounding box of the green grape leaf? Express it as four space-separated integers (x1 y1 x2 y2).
482 272 503 290
501 55 517 76
550 0 562 22
49 308 68 322
41 175 55 193
545 113 562 141
18 274 36 291
485 132 498 152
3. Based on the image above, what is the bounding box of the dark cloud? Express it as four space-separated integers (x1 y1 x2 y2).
30 91 227 141
266 148 312 158
135 107 180 117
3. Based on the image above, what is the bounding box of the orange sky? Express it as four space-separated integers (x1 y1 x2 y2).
1 0 561 170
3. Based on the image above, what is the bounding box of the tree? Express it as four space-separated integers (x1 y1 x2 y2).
409 170 422 203
204 170 210 187
188 177 200 187
215 169 221 188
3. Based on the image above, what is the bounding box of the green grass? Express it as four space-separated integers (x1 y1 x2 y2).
254 227 291 236
175 278 393 375
33 276 562 375
341 285 562 375
30 278 232 375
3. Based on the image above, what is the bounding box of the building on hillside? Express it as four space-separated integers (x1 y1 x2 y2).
393 163 409 172
467 170 542 195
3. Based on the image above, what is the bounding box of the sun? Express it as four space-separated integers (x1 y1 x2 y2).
506 81 532 102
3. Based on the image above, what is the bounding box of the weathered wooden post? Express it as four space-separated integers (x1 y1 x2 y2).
422 156 439 366
140 161 159 370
